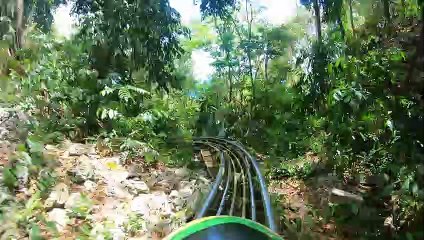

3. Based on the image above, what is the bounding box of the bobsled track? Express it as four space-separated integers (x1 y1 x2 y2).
192 137 277 232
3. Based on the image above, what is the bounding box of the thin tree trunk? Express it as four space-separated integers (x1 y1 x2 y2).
16 0 24 49
338 16 345 39
349 0 355 34
264 52 269 83
245 0 255 113
381 0 391 30
312 0 322 42
403 6 424 96
227 52 232 102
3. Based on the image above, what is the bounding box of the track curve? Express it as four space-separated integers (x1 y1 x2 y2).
192 137 277 232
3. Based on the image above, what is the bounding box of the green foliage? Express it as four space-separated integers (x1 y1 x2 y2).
73 0 189 90
193 0 424 238
0 0 65 49
68 194 93 219
30 0 67 33
124 214 145 237
268 158 315 180
0 136 59 238
198 0 237 19
1 0 423 238
287 1 423 237
15 33 99 139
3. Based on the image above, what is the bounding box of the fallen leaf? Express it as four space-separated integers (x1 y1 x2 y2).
106 161 119 170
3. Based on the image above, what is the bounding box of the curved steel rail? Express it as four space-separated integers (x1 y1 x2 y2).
192 137 277 232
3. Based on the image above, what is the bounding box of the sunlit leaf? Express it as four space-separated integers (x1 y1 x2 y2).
106 161 119 170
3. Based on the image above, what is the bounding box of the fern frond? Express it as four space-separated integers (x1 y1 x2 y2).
127 85 150 95
118 87 133 103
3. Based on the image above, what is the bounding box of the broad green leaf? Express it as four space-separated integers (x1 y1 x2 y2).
30 225 43 240
2 167 18 190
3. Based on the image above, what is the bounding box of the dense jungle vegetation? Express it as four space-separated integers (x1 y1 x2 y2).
1 0 424 239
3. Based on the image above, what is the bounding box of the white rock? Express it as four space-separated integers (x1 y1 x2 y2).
155 179 173 192
178 180 190 189
106 183 131 199
172 197 186 211
178 187 193 199
47 208 69 231
169 190 179 199
68 143 96 156
84 180 97 192
174 167 190 178
70 155 95 183
198 176 211 184
65 192 82 209
130 196 152 216
45 183 69 208
146 214 172 236
107 170 130 183
111 228 126 240
126 180 149 194
91 198 129 225
131 193 171 216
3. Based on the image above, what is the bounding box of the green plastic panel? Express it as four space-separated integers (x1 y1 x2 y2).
164 216 283 240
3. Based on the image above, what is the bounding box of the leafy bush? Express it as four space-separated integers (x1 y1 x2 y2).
13 32 200 161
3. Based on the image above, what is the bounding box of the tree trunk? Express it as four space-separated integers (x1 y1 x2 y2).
312 0 322 42
338 15 345 39
403 6 424 100
245 0 255 113
349 0 355 34
16 0 24 49
227 52 232 102
381 0 391 29
264 51 269 83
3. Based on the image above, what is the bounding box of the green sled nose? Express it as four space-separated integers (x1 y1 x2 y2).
165 216 283 240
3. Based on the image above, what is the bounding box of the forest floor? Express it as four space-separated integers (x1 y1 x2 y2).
271 177 346 240
0 109 210 239
269 169 386 239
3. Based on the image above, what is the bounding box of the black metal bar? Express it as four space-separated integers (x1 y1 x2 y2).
230 140 277 231
244 155 256 221
195 150 225 219
229 153 238 216
194 137 277 232
197 138 256 220
204 141 245 217
217 152 232 215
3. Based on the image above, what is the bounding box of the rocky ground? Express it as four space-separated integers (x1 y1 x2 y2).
0 107 29 166
46 142 211 239
2 140 211 240
1 108 212 240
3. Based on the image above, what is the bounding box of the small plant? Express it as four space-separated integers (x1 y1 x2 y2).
68 194 93 219
268 157 316 179
124 214 146 237
0 191 47 239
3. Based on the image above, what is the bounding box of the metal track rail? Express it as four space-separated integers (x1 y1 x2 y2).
193 137 277 232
